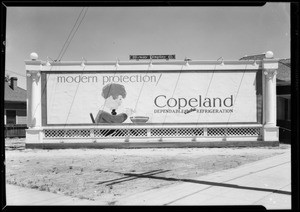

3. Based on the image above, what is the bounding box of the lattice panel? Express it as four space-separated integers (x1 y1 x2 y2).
93 129 128 138
44 129 90 138
226 127 260 136
151 128 204 137
44 127 260 139
65 129 90 138
94 129 148 138
151 128 176 137
128 129 148 137
44 129 65 138
207 127 260 137
207 128 226 136
177 128 204 137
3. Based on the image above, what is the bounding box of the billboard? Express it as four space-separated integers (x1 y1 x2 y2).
42 70 262 125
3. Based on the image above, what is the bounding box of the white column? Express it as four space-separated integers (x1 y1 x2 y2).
29 71 41 128
262 53 279 142
264 69 277 127
25 53 44 144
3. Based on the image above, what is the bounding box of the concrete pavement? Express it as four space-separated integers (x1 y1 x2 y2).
6 151 291 209
116 151 291 209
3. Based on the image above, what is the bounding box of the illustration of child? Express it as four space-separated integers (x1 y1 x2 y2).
95 83 134 123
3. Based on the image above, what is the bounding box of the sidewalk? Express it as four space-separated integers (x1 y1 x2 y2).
116 151 291 209
6 151 291 208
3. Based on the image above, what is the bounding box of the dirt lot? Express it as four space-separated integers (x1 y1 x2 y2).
5 138 290 205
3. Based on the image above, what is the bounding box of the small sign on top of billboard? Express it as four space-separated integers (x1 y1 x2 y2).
129 55 176 60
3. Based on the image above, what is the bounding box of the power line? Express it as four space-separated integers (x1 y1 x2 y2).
58 8 89 125
195 65 215 125
57 7 89 61
64 71 85 125
225 69 246 124
56 7 86 61
133 64 151 112
41 8 88 102
162 65 184 125
31 8 89 125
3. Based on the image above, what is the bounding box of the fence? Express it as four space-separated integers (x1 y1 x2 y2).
5 124 27 138
277 120 291 144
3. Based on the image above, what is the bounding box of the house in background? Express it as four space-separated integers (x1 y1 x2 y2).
276 59 291 143
4 77 27 137
240 54 291 143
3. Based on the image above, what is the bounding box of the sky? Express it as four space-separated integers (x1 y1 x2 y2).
5 3 290 89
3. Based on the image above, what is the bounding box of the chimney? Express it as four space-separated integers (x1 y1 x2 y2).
10 77 18 90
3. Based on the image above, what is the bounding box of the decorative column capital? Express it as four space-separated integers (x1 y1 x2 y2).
27 70 41 77
263 69 277 80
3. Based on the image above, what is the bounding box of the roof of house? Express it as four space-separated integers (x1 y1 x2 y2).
239 54 290 83
4 81 27 102
277 59 290 82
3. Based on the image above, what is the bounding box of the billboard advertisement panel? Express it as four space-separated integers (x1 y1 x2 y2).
42 70 262 125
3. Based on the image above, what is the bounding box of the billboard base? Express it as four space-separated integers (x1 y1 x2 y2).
25 141 279 149
263 125 279 141
25 124 281 148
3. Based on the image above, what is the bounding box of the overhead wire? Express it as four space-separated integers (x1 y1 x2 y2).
133 61 151 113
97 59 119 124
195 59 219 126
93 62 119 137
33 7 88 126
160 63 184 139
61 7 89 125
220 65 248 139
57 7 89 61
225 67 247 125
56 7 86 61
41 7 88 100
64 70 85 126
194 60 248 139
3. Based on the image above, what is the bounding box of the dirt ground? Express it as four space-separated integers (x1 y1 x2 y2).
5 138 291 205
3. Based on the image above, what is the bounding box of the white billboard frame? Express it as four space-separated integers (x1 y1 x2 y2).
25 56 279 146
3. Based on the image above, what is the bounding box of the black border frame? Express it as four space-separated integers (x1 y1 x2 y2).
1 1 298 212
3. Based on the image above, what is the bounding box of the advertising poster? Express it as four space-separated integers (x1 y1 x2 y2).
43 70 262 125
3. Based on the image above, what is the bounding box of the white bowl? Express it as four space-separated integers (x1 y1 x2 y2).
130 116 149 123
